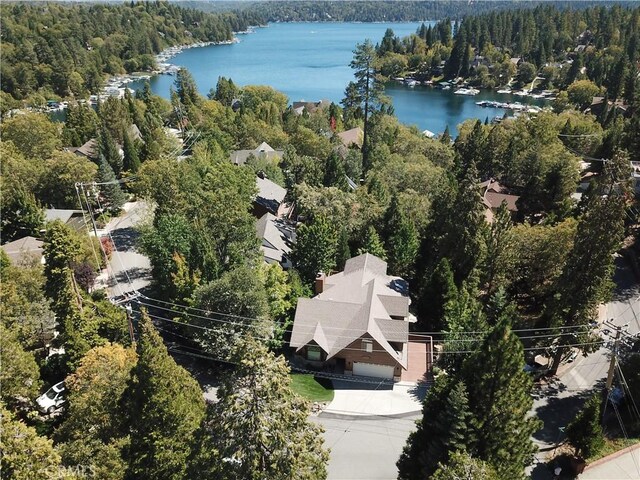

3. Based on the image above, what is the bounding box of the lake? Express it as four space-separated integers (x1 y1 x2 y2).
135 22 545 136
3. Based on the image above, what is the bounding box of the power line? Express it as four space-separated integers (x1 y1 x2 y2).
137 298 598 346
140 306 606 356
139 295 597 337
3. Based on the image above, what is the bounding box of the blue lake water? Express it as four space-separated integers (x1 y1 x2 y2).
136 22 545 136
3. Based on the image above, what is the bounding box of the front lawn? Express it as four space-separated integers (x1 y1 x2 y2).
290 373 334 402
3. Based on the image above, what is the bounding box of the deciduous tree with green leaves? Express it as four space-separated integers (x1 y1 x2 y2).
0 404 66 480
56 343 137 480
292 215 337 286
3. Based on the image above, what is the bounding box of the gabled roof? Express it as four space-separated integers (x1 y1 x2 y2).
255 176 287 215
256 213 295 266
229 142 284 166
337 127 364 148
1 236 44 265
74 138 98 159
290 253 410 368
479 179 519 212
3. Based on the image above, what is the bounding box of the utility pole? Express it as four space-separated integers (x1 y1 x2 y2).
605 325 622 390
125 302 136 346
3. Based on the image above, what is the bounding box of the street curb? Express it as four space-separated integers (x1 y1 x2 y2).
582 443 640 472
319 410 421 420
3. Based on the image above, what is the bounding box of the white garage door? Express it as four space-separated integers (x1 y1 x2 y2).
353 362 395 379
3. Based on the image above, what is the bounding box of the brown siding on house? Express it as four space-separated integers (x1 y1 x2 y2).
335 336 403 377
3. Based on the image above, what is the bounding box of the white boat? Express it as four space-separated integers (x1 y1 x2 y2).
454 88 480 96
496 89 511 94
406 79 418 87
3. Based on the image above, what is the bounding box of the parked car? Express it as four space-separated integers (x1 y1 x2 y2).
36 381 66 414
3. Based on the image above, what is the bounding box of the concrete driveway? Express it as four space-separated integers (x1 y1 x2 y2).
323 379 426 417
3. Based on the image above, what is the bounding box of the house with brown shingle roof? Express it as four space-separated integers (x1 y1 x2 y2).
337 127 364 149
479 178 520 223
290 253 416 381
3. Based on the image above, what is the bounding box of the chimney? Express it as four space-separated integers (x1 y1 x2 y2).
315 272 326 294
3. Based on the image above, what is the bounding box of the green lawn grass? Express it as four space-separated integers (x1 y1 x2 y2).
290 373 334 402
586 437 640 463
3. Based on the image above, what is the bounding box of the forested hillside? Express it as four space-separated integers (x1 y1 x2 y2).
184 1 638 22
374 4 638 100
0 2 263 101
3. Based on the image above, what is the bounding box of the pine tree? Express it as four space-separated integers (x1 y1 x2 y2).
100 127 123 175
545 151 628 370
122 131 140 173
336 227 351 271
461 316 541 479
357 225 386 260
482 202 513 297
97 157 126 214
383 195 418 278
416 257 458 332
431 450 498 480
440 125 451 145
324 152 348 190
188 340 329 480
348 40 385 172
397 377 474 479
565 394 605 459
124 312 205 480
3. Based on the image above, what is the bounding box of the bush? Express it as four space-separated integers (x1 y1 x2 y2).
566 394 605 458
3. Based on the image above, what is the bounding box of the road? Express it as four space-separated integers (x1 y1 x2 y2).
100 201 153 297
308 256 639 480
314 413 419 480
529 255 640 479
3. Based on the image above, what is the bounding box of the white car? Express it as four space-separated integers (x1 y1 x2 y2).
36 381 66 414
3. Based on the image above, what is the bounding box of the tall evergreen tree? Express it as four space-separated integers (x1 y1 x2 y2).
357 225 387 260
461 316 541 479
122 130 140 173
99 127 123 176
335 227 351 271
482 202 513 297
544 151 628 371
124 312 205 480
348 39 385 172
565 394 605 459
188 340 329 479
97 157 126 214
383 195 419 278
398 377 474 479
416 257 458 332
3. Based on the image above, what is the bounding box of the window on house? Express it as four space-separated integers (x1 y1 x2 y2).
361 339 373 353
307 346 322 361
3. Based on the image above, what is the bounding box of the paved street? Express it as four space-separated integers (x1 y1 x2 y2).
530 256 640 479
100 201 153 297
314 413 419 480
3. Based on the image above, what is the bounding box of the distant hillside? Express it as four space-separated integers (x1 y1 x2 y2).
0 1 263 101
178 1 639 22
